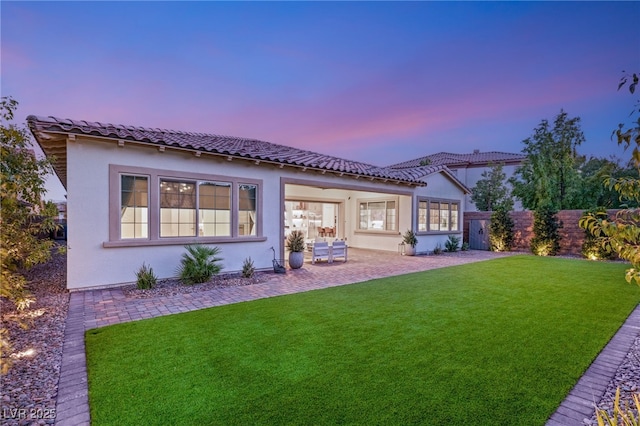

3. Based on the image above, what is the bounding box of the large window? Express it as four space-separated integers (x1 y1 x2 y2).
358 199 397 232
418 199 460 232
109 165 262 246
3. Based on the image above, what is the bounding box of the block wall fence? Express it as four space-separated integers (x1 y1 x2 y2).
463 209 620 256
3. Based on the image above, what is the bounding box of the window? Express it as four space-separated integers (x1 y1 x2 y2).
238 184 257 236
120 175 148 239
358 199 397 232
418 199 460 232
109 165 262 246
160 180 196 237
418 200 428 232
198 182 231 237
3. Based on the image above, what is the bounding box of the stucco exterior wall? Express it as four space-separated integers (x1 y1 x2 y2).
412 173 466 254
68 136 453 289
67 137 286 289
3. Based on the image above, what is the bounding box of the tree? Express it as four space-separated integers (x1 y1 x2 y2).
489 207 514 252
1 96 60 373
470 162 514 211
579 72 640 285
530 205 562 256
577 156 638 209
510 110 586 210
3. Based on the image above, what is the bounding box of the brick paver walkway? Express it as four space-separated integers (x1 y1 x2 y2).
53 249 639 425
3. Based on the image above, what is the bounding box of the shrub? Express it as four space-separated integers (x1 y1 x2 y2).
402 229 418 248
581 208 616 261
530 205 562 256
242 257 255 278
177 245 223 285
461 241 470 251
444 235 460 252
286 230 306 252
433 243 443 255
489 207 515 252
135 262 157 289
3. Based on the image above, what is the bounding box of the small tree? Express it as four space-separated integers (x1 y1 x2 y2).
471 163 514 211
489 207 515 252
530 205 562 256
1 96 60 373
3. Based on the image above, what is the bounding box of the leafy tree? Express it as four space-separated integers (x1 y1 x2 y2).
530 205 562 256
470 162 514 211
1 96 60 373
580 72 640 285
489 207 515 252
577 156 638 209
510 110 585 210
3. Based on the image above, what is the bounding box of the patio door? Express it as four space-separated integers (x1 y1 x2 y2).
284 201 339 242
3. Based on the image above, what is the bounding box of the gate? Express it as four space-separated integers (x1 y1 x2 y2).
469 219 490 250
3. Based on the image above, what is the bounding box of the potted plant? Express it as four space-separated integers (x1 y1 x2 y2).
402 229 418 256
286 230 306 269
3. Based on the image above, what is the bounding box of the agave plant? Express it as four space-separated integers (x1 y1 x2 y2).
177 245 223 285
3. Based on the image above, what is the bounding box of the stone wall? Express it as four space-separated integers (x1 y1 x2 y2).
464 209 619 255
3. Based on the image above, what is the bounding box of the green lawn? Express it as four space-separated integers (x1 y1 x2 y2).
86 256 640 425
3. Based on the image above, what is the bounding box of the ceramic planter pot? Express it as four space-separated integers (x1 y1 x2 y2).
288 251 304 269
404 245 416 256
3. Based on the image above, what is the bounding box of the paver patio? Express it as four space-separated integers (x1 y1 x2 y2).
52 249 639 426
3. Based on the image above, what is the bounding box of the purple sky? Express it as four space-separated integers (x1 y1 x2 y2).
3 2 639 200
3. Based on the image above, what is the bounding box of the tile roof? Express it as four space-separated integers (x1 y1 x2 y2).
27 115 427 188
396 164 470 193
389 151 526 169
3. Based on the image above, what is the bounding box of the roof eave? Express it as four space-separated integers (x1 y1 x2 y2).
28 125 424 188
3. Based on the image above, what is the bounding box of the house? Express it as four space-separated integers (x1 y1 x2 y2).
389 150 526 211
28 115 470 290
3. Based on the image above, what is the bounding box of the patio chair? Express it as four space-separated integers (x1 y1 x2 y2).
331 240 348 263
311 241 331 264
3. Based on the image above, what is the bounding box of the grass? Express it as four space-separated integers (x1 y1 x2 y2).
86 256 640 425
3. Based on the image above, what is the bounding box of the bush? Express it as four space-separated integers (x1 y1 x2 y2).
444 235 460 252
530 206 562 256
402 229 418 248
581 208 616 260
135 262 157 289
242 257 255 278
177 245 223 285
433 243 443 255
461 242 470 251
489 207 515 252
286 230 306 252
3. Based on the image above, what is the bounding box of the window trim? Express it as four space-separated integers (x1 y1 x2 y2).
417 197 461 234
106 164 265 247
355 196 399 235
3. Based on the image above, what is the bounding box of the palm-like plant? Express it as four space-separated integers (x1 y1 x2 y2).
177 245 223 285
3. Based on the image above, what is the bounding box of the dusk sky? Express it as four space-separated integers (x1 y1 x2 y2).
3 1 640 200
